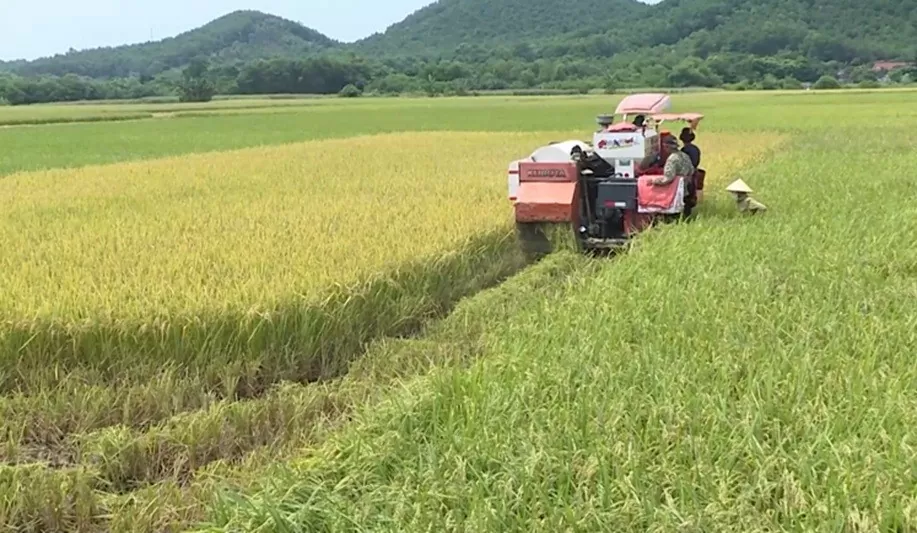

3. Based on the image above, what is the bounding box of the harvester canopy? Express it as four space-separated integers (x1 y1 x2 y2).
651 112 705 130
610 94 704 130
614 93 672 115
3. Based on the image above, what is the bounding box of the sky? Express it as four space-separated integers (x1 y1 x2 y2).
0 0 435 61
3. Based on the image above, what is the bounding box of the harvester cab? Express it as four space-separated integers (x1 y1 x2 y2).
506 93 705 257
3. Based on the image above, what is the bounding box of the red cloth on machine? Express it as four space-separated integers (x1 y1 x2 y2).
636 175 682 211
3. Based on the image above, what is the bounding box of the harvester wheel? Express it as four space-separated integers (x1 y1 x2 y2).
516 222 554 260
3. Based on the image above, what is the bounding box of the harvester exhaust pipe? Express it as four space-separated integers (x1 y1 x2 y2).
596 114 613 131
571 147 593 241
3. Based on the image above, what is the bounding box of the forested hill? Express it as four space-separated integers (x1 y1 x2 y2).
358 0 917 62
636 0 917 61
8 11 337 79
354 0 651 57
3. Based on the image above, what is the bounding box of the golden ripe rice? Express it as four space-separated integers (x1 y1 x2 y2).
0 130 783 326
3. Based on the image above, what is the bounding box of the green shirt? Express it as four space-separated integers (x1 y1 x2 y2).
657 151 695 186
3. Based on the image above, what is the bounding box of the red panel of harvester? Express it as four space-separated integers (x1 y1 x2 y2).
514 161 579 223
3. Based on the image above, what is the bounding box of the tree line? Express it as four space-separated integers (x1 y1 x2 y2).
2 47 915 105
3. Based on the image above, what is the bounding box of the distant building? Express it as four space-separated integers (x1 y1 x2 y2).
871 61 912 73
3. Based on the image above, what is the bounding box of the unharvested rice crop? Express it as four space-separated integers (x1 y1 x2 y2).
1 131 555 393
3 131 514 317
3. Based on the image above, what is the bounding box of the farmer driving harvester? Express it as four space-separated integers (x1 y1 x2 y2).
645 136 694 187
646 135 698 213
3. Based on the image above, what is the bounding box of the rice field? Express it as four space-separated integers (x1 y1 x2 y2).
1 89 916 531
0 131 553 392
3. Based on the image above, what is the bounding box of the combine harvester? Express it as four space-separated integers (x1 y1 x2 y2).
507 93 706 257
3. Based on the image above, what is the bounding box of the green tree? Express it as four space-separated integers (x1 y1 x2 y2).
339 83 362 97
757 74 780 90
780 77 803 90
176 58 216 102
813 75 841 89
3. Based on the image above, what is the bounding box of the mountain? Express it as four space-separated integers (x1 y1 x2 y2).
357 0 917 62
354 0 651 57
641 0 917 62
11 10 337 79
8 0 917 81
0 60 23 70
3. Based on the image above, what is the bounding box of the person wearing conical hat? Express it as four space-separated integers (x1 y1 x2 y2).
726 179 752 194
726 179 767 213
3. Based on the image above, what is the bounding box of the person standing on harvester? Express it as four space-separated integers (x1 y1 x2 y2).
679 127 701 168
679 126 704 201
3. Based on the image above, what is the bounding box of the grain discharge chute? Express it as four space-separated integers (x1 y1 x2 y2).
506 93 706 257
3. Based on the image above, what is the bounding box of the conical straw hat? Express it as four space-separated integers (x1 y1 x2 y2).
726 179 753 193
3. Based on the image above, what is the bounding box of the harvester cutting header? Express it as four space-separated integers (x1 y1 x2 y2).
507 93 712 257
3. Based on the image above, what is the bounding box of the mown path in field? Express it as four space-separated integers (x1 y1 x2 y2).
193 122 917 531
